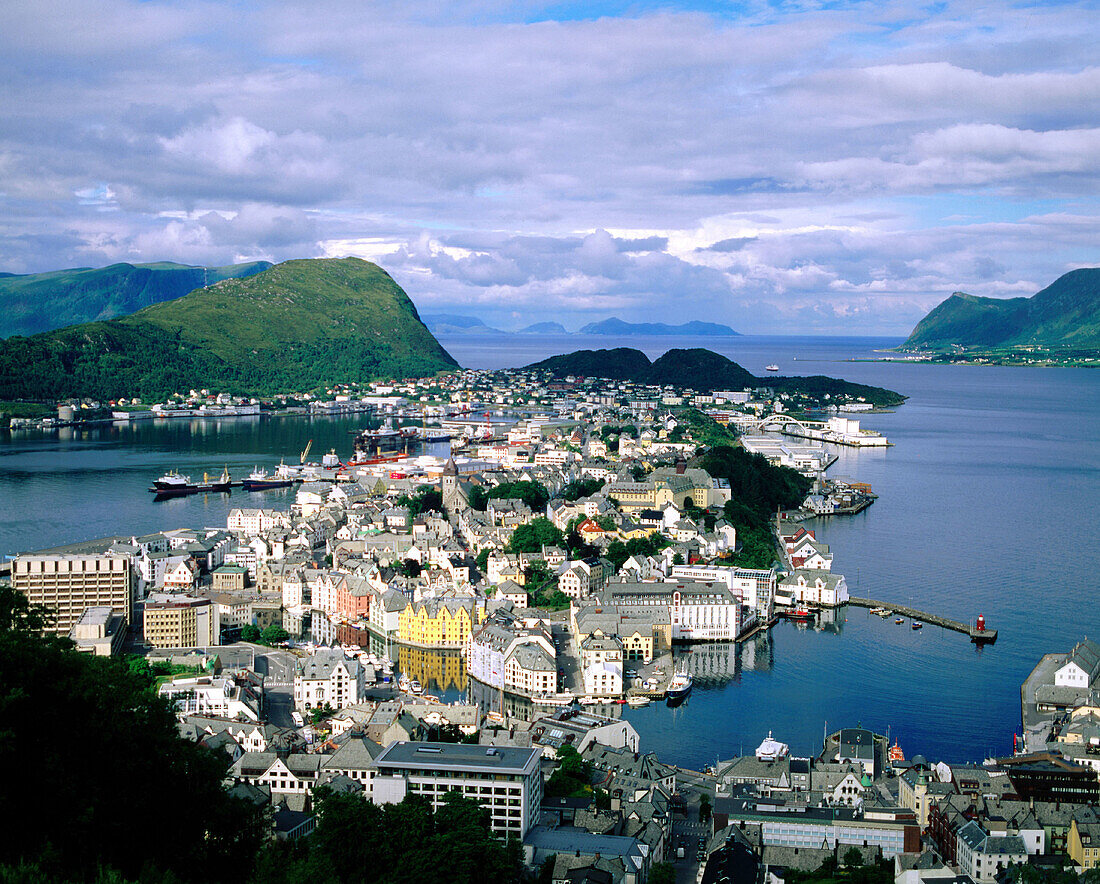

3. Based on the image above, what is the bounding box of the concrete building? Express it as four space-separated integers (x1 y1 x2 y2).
12 552 133 634
372 741 543 839
956 821 1027 883
68 605 127 656
580 634 624 697
143 593 218 648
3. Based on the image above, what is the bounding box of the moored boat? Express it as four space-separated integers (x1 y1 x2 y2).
627 696 650 707
666 668 692 700
242 467 293 491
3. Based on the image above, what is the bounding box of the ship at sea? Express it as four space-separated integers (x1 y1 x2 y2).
150 467 231 496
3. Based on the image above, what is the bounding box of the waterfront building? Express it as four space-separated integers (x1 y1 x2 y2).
778 569 850 607
668 565 776 619
143 593 218 648
467 612 557 697
580 634 624 697
372 741 543 839
398 596 486 647
598 579 749 642
12 551 133 634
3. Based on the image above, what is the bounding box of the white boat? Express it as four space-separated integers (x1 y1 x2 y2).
408 680 423 694
627 696 650 707
579 696 598 706
766 364 779 372
666 668 693 699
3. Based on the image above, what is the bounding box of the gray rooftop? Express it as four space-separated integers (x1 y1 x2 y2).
374 740 540 775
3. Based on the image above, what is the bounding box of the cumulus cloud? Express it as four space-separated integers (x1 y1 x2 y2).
0 0 1096 332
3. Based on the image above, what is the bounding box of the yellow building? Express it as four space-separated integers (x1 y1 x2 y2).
398 597 485 648
1069 818 1100 871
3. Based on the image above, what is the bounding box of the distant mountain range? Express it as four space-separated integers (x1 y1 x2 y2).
578 318 740 336
0 258 457 401
525 347 905 406
903 268 1100 351
422 314 738 336
0 260 272 338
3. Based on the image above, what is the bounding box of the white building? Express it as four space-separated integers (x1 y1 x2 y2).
159 675 260 720
668 565 777 619
372 741 543 839
294 649 365 712
779 569 850 607
580 635 624 697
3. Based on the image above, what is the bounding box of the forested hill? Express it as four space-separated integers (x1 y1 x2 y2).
525 347 905 406
0 257 458 401
0 260 272 338
903 268 1100 350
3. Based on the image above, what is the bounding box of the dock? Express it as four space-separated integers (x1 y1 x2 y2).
846 596 998 644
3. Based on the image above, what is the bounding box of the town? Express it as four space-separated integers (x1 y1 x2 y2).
4 366 1095 884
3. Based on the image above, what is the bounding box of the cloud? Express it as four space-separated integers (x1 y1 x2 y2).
0 0 1096 333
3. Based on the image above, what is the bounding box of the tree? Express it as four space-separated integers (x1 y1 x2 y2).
241 623 262 643
487 480 550 511
649 863 676 884
843 847 863 868
0 584 265 881
672 552 684 566
699 793 712 822
261 624 289 645
507 518 564 554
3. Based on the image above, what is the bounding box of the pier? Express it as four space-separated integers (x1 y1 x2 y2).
846 596 997 644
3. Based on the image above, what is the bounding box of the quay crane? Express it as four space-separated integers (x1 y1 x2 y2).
300 439 313 464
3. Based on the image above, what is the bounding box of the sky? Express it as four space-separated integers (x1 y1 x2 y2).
1 0 1098 334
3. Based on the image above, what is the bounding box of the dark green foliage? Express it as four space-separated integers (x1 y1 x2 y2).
525 347 903 405
648 863 677 884
241 624 262 643
488 480 550 512
253 790 522 884
843 848 862 868
0 586 263 882
524 561 571 611
396 486 443 517
0 258 458 400
507 518 565 553
604 534 669 571
261 624 289 645
467 485 489 511
699 446 811 525
699 793 712 822
545 744 593 798
903 268 1100 350
525 348 654 379
560 477 605 501
0 260 271 339
398 558 423 577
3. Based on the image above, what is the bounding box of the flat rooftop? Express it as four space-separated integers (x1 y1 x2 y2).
375 741 540 775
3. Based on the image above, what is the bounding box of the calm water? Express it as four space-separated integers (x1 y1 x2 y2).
3 334 1098 767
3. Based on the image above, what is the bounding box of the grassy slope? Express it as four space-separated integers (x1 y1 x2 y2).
903 268 1100 350
0 260 272 338
0 257 458 400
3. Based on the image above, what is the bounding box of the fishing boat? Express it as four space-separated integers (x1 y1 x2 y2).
242 467 293 491
665 667 693 700
150 467 231 495
786 606 815 623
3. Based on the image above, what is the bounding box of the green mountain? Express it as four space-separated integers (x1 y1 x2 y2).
0 260 272 338
903 268 1100 350
0 257 458 400
579 317 740 336
525 347 904 405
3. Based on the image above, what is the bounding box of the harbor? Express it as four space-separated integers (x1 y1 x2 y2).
846 596 998 644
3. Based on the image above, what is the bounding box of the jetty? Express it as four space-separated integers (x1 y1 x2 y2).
846 596 997 644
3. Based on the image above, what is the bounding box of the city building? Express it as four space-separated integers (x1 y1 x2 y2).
294 650 365 712
371 741 543 839
143 593 218 648
12 552 133 634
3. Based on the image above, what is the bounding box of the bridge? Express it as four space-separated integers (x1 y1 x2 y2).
846 596 997 644
743 413 827 434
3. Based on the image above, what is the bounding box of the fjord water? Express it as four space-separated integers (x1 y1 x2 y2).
3 334 1098 768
